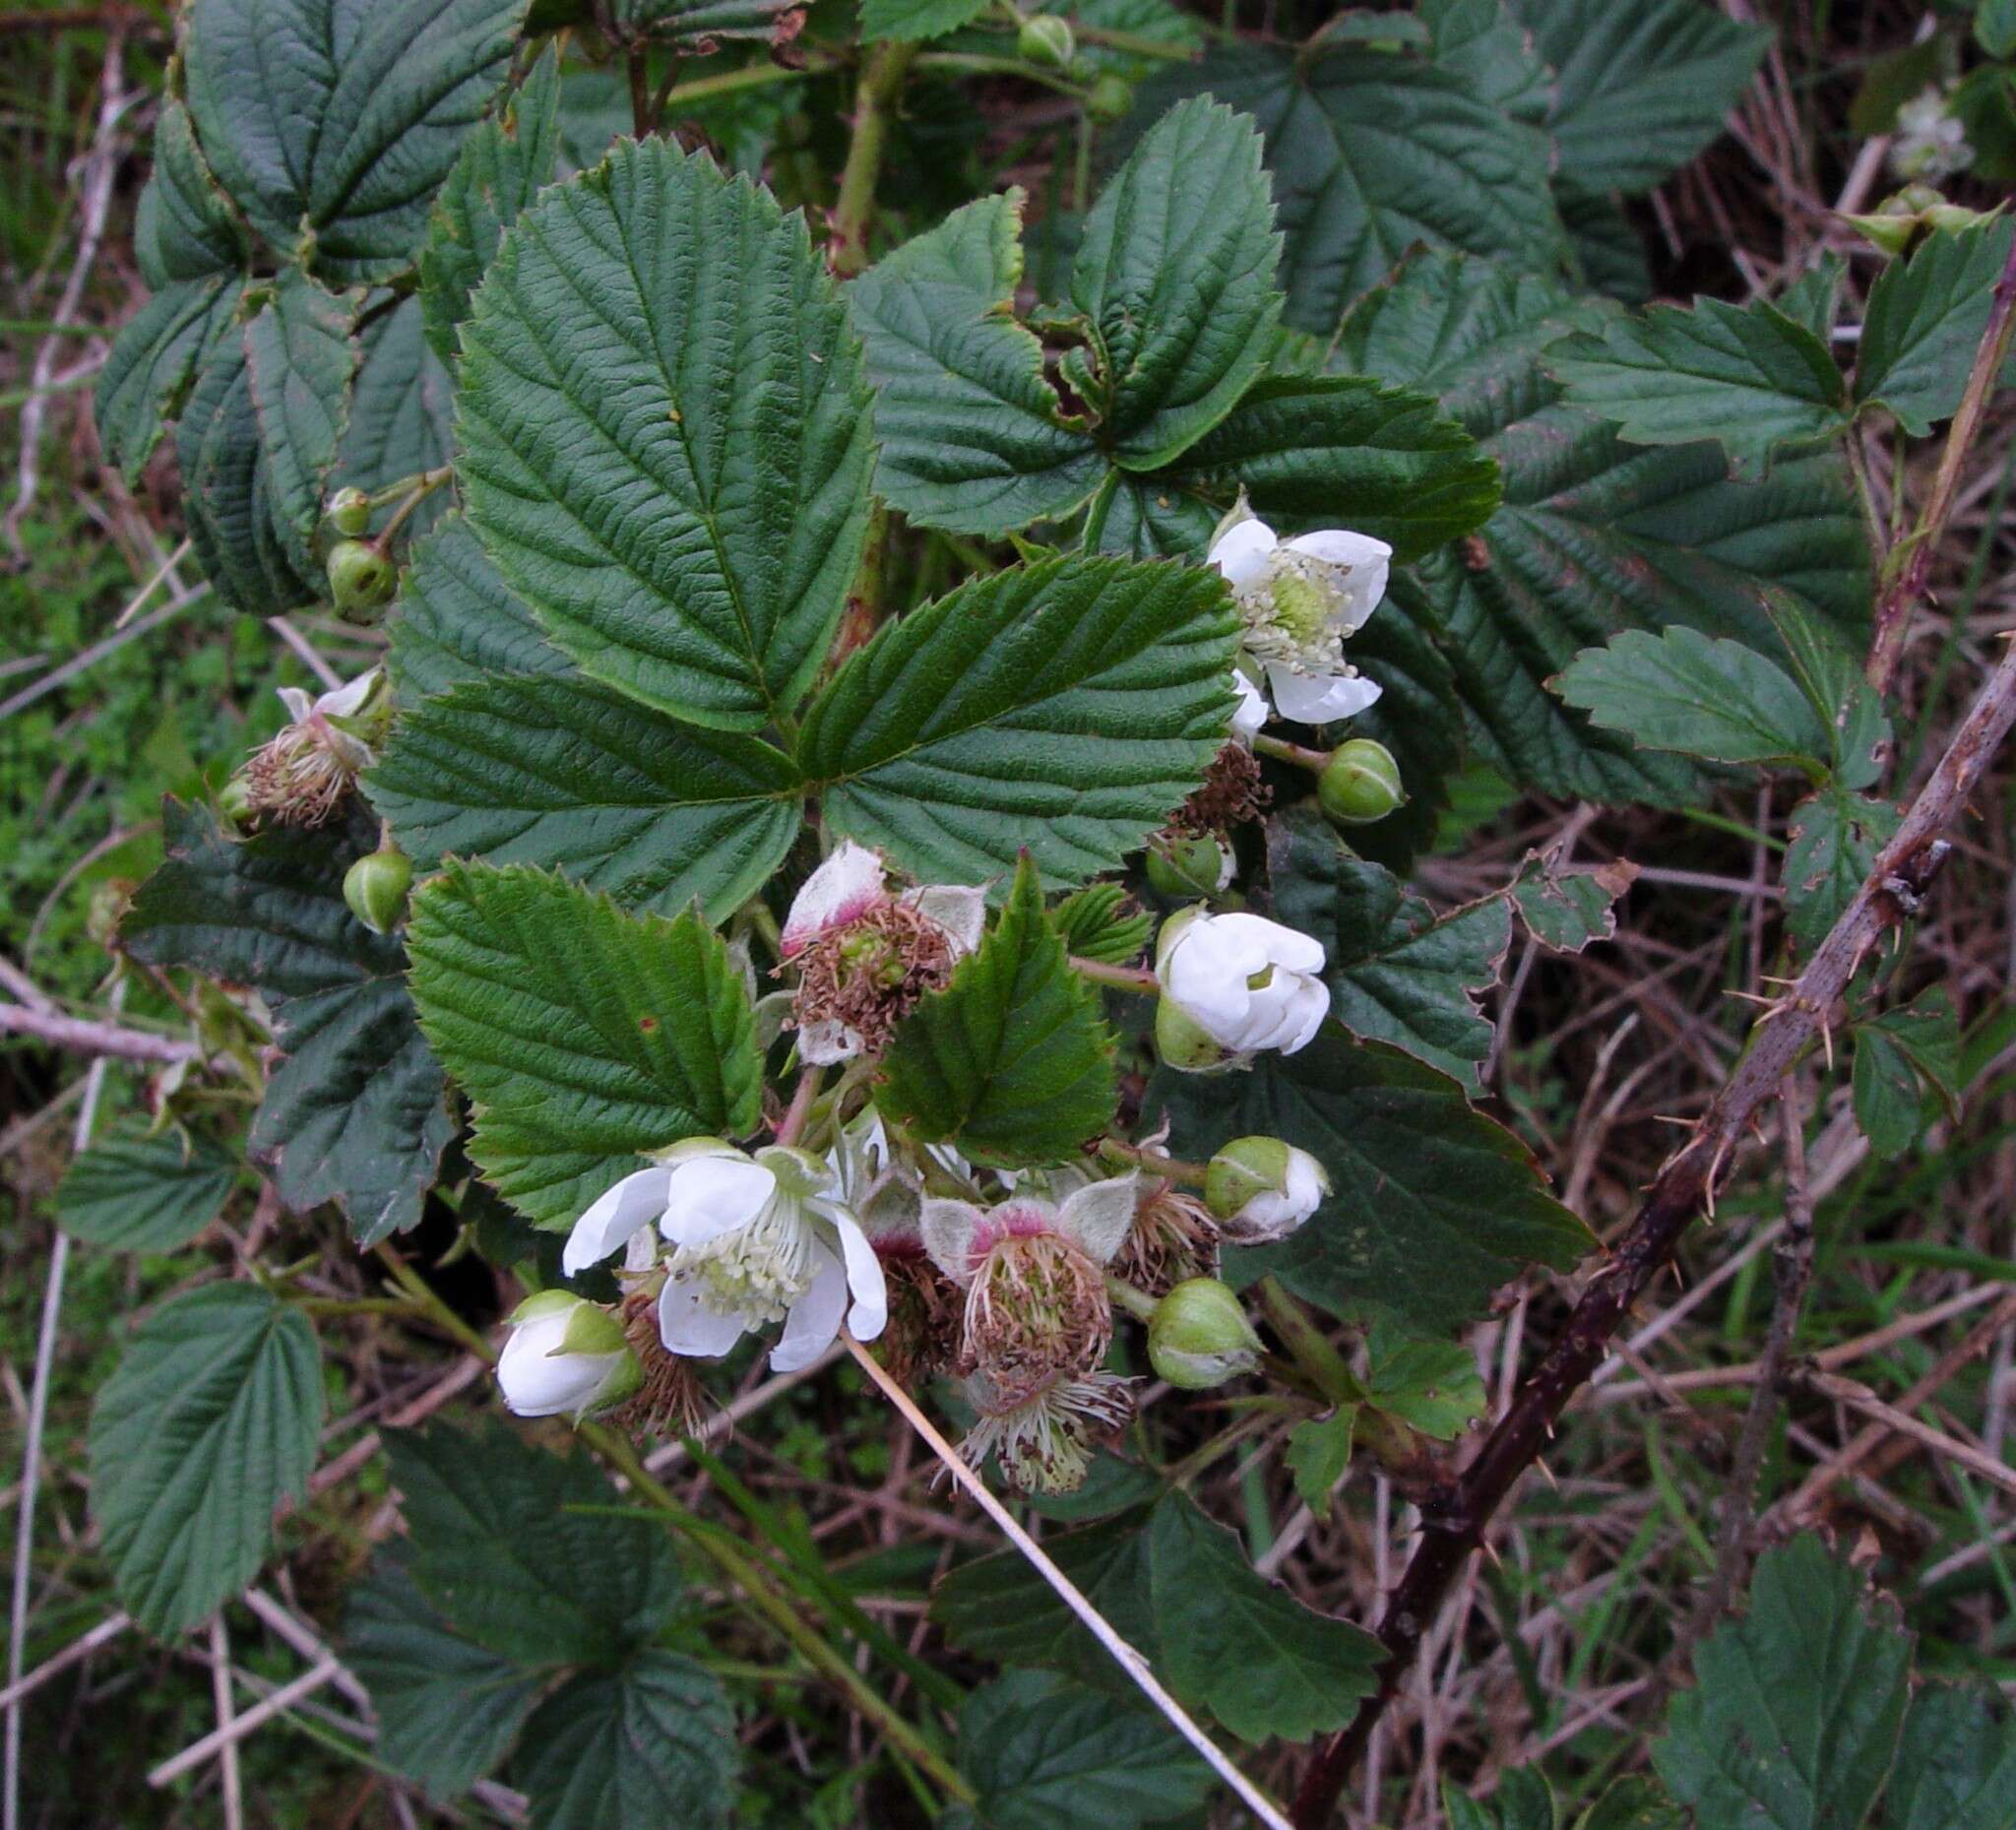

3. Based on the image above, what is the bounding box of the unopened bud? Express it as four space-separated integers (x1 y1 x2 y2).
1154 994 1231 1074
1017 11 1074 67
1147 1277 1262 1389
327 538 396 619
218 773 254 831
1146 833 1229 898
496 1291 642 1420
1086 73 1132 122
343 846 412 935
1206 1135 1328 1243
1317 737 1404 827
326 486 372 537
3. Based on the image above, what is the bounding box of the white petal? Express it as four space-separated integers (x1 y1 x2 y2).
1265 664 1384 724
1273 978 1330 1054
828 1208 889 1343
1284 529 1393 630
563 1166 674 1276
658 1156 777 1247
782 842 887 955
920 1197 985 1284
1229 670 1269 737
1212 912 1326 977
907 883 987 955
1055 1173 1140 1265
1206 516 1279 593
656 1276 752 1359
770 1245 849 1371
276 686 315 725
317 668 381 719
498 1315 615 1417
797 1018 863 1065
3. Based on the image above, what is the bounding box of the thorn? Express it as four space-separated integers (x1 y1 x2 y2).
1757 973 1799 986
1480 1539 1504 1570
1535 1457 1559 1491
1651 1113 1697 1128
1820 1014 1835 1074
1725 988 1780 1006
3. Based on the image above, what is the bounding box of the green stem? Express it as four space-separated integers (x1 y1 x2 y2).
291 1295 427 1320
1098 1137 1209 1186
1257 1276 1356 1407
914 50 1084 96
372 1244 497 1362
1251 733 1331 774
828 40 918 277
1104 1274 1160 1322
371 466 454 551
661 54 831 110
1070 955 1158 992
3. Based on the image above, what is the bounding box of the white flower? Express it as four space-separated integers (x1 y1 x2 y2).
1208 511 1390 727
275 667 385 772
1156 909 1328 1057
1205 1135 1329 1243
781 842 987 1064
496 1291 638 1420
1892 88 1973 182
563 1140 887 1373
1229 668 1269 738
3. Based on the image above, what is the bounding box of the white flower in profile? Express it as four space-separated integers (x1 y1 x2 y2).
495 1291 639 1420
780 841 987 1064
562 1139 887 1373
1208 508 1391 727
1155 909 1328 1062
1892 87 1972 182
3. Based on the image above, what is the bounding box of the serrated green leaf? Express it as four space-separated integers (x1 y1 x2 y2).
405 859 763 1226
387 511 571 699
1069 98 1282 471
137 98 250 287
1558 183 1656 306
1510 0 1769 194
456 138 875 732
121 801 453 1243
879 856 1116 1166
849 191 1105 536
1856 219 2016 436
1149 1030 1590 1333
1268 809 1509 1092
419 45 563 364
600 0 795 42
1655 1535 1912 1830
1363 1317 1485 1438
1854 986 1961 1158
957 1672 1215 1830
89 1284 322 1637
1052 882 1153 965
1446 1769 1558 1830
1779 257 1847 344
933 1490 1382 1741
94 275 241 485
1782 787 1899 954
57 1123 236 1251
370 673 801 922
1552 627 1831 774
1175 373 1502 561
1132 45 1565 333
1576 1776 1684 1830
860 0 989 37
1422 0 1550 120
242 270 358 581
1508 850 1636 953
1876 1679 2016 1830
1548 298 1848 480
512 1652 738 1830
385 1421 684 1667
1083 473 1220 558
800 554 1238 888
345 1547 542 1800
184 0 527 282
1762 587 1890 791
1286 1407 1355 1517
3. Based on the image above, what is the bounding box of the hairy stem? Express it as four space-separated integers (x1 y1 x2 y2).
0 1000 198 1064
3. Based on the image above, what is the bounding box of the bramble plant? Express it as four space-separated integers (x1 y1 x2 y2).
15 0 2016 1824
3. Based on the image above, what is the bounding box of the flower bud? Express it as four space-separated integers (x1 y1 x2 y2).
326 486 372 537
1147 1277 1262 1389
343 845 412 935
1017 11 1074 68
496 1291 642 1420
1086 73 1132 122
326 538 396 619
218 773 254 831
1155 994 1231 1073
1317 737 1404 827
1145 833 1229 899
1205 1135 1328 1243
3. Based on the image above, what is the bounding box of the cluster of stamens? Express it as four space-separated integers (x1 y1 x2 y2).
788 901 958 1053
243 722 363 827
666 1193 817 1324
960 1371 1136 1494
1234 549 1351 671
962 1230 1111 1402
614 1284 707 1436
1113 1184 1220 1296
871 1239 965 1386
1175 741 1268 837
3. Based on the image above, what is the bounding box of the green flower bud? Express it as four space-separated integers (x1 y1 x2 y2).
1154 994 1230 1074
1145 833 1228 898
1086 73 1132 122
1205 1135 1328 1242
498 1291 642 1419
326 538 397 619
1017 11 1075 68
1147 1277 1263 1389
343 845 412 935
218 773 254 831
1317 737 1405 827
326 486 372 537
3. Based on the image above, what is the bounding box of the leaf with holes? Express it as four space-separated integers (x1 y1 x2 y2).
1782 787 1900 955
89 1285 322 1636
799 555 1238 889
1508 851 1639 953
58 1124 236 1252
879 856 1116 1166
456 137 875 731
404 860 763 1226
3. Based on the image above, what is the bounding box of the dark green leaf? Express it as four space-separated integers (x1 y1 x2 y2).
242 270 358 580
386 1421 685 1667
90 1285 322 1636
512 1652 738 1830
601 0 795 43
386 511 571 699
1762 588 1890 791
1083 473 1219 559
1982 0 2016 60
1853 986 1962 1157
370 672 802 922
94 276 241 485
1363 1317 1485 1438
1286 1407 1355 1517
799 554 1238 889
1576 1777 1685 1830
859 0 991 38
1446 1769 1558 1830
404 859 763 1226
1557 183 1655 306
879 855 1117 1166
57 1123 236 1251
1051 882 1153 966
1150 1030 1590 1333
1782 788 1899 954
1856 219 2016 436
121 801 453 1243
1876 1680 2016 1830
332 296 455 522
456 138 875 731
137 98 250 286
1507 850 1637 953
958 1672 1215 1830
1422 0 1550 120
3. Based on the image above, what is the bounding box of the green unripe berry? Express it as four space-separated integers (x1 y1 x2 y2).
1017 12 1075 67
326 486 372 537
344 846 412 935
1086 73 1132 122
327 539 396 619
1317 738 1405 827
1147 1277 1263 1389
1145 833 1228 898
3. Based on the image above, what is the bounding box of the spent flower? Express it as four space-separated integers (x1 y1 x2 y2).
957 1368 1136 1494
1891 87 1973 182
241 669 389 828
